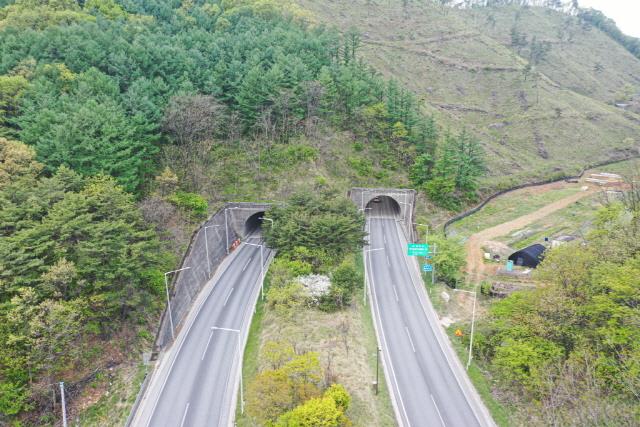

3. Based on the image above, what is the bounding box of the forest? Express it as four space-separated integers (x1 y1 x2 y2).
474 186 640 425
0 0 489 423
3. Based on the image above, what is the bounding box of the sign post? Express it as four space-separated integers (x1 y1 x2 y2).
432 243 437 284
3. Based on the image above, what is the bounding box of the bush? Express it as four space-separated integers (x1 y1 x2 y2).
247 351 324 425
320 260 362 311
275 383 352 427
429 234 465 286
267 282 306 318
167 191 208 217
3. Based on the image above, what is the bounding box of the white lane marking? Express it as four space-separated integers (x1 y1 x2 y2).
179 402 190 427
242 257 253 272
383 233 387 245
405 326 416 353
431 394 446 426
223 287 234 307
366 221 411 427
386 254 391 267
393 285 399 302
201 329 214 361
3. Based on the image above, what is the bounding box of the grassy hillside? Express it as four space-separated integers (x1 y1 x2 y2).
295 0 640 190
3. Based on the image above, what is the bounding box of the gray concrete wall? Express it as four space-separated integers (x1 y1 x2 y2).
349 188 417 242
154 202 270 350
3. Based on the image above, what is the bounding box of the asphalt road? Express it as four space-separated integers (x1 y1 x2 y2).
131 238 270 427
365 200 494 427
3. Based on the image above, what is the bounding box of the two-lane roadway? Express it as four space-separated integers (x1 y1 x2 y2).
132 238 271 427
365 202 494 427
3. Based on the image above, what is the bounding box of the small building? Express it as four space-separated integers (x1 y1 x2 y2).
508 244 546 268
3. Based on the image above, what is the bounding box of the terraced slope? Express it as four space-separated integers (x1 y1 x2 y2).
298 0 640 189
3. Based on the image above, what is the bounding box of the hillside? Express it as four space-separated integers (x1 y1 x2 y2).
0 0 427 424
1 0 639 424
296 0 640 189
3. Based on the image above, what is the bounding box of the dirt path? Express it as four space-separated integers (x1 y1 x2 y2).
465 185 595 282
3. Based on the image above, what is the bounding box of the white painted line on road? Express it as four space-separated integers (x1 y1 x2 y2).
405 326 416 353
223 287 234 307
179 402 190 427
431 394 446 427
242 257 253 272
393 285 399 302
384 233 387 245
201 329 214 361
386 254 391 267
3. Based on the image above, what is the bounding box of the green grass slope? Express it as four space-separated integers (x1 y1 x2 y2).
296 0 640 190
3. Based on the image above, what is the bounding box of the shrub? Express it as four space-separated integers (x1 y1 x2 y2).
320 260 362 311
167 191 208 217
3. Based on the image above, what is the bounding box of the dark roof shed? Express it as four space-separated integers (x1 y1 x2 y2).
508 244 546 268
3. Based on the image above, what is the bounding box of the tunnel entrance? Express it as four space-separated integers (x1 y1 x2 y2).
365 195 401 218
244 211 265 237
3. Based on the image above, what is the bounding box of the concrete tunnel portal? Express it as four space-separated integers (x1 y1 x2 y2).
349 188 417 241
365 195 401 218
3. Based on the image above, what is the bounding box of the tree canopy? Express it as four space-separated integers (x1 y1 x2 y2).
475 200 640 425
0 139 165 417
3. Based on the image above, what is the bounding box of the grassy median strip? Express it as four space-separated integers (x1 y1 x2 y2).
235 251 396 426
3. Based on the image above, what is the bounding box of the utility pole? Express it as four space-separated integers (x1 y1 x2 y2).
164 267 191 340
211 327 244 413
453 287 477 370
375 347 381 395
59 382 67 427
260 217 274 228
413 223 429 243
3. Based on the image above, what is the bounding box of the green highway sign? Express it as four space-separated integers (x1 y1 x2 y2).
408 243 429 257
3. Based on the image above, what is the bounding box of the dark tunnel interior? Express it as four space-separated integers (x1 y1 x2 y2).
365 195 401 218
244 211 265 237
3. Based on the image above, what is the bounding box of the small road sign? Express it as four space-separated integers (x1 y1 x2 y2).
423 264 433 272
425 254 432 259
408 243 429 257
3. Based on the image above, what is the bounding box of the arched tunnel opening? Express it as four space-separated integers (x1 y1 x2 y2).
365 195 401 218
244 211 266 237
